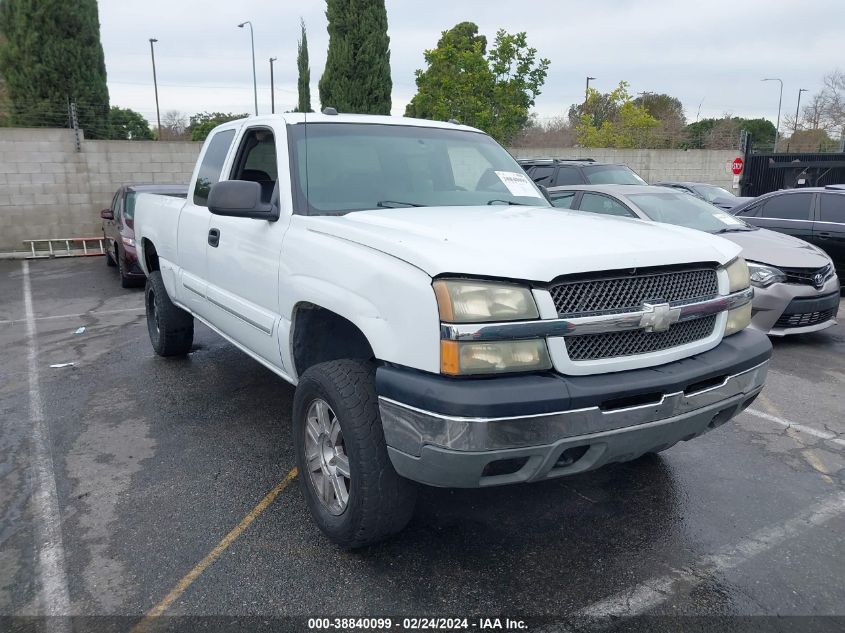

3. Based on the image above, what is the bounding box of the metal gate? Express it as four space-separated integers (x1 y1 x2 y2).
741 151 845 197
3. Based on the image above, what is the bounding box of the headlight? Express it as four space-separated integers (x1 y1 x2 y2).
433 279 539 323
747 261 785 288
724 302 752 336
724 257 750 292
440 339 551 376
122 236 136 248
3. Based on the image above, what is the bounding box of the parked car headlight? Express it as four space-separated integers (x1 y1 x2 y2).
121 236 136 248
724 257 750 292
433 279 539 323
747 261 786 288
440 339 552 376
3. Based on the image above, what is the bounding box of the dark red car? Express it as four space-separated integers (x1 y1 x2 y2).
101 184 187 287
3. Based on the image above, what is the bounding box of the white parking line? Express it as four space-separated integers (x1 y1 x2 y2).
22 261 72 623
573 491 845 621
744 408 845 447
0 306 144 325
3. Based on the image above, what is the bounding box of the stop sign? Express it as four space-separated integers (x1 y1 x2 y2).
731 157 744 175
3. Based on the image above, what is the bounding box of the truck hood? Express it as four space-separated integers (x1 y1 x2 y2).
304 206 741 280
719 228 832 269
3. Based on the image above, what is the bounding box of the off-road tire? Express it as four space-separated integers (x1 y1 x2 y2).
145 270 194 356
293 359 417 548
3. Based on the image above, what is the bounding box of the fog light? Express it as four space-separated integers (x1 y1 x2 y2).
725 302 752 336
440 339 551 375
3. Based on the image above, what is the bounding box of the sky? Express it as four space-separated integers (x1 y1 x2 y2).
98 0 844 130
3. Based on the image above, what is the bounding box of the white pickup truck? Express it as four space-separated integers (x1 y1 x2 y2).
134 112 772 547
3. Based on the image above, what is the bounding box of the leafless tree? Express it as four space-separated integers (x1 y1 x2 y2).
158 110 189 140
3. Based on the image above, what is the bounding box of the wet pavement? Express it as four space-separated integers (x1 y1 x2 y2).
1 257 843 631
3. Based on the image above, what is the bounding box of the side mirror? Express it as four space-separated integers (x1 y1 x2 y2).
208 180 279 221
100 208 114 220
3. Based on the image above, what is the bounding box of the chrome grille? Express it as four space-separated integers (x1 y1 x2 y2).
779 264 833 287
565 315 717 361
774 308 837 329
550 267 719 317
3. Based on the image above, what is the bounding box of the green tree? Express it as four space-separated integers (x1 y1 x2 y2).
632 92 686 126
108 106 154 140
188 112 248 141
296 19 312 112
406 22 550 144
0 0 110 138
683 116 775 150
575 82 659 148
319 0 391 114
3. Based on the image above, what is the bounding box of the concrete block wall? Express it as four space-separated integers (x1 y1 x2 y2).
0 128 200 254
508 147 740 189
1 129 741 254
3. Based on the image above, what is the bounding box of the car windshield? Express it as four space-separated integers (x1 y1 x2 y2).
694 184 736 202
288 123 549 214
628 191 754 233
125 192 137 219
582 165 647 185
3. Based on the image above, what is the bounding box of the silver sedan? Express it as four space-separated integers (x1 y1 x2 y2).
547 184 840 336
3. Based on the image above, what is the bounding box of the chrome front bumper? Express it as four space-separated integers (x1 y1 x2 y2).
380 361 769 488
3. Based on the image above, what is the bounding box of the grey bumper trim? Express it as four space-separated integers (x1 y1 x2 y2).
379 360 769 457
440 287 753 341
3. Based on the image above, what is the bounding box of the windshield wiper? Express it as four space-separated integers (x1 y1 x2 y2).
376 200 425 208
715 227 754 233
486 199 528 206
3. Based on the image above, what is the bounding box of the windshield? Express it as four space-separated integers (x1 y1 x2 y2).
582 164 647 185
694 184 736 202
288 123 548 214
628 191 753 233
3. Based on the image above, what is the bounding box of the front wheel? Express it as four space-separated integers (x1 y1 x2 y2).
145 270 194 356
293 359 417 548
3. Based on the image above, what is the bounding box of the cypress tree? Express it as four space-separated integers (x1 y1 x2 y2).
319 0 391 115
296 18 312 112
0 0 110 138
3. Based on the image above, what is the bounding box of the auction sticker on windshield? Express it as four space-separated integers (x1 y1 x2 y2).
495 171 543 198
714 211 744 226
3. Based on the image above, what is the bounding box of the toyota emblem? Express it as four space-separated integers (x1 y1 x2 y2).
813 273 824 289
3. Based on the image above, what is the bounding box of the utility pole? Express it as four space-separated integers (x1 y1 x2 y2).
793 88 807 137
762 78 783 152
269 57 277 114
238 21 258 115
149 38 161 139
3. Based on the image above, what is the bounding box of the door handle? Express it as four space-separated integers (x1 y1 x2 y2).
208 228 220 247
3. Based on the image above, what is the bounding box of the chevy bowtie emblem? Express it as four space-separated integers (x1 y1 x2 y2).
640 302 681 333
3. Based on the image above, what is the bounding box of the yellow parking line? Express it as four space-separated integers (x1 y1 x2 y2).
130 467 299 633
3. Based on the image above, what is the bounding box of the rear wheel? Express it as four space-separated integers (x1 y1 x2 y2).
145 270 194 356
293 359 417 548
105 243 116 267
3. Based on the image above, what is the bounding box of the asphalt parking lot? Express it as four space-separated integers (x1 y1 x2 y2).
1 257 844 631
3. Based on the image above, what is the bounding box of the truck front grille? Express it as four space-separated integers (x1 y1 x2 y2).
565 315 718 361
550 266 719 317
551 265 720 361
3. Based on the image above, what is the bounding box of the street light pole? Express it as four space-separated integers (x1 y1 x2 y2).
238 21 258 115
585 76 596 102
793 88 808 137
269 57 277 114
762 77 783 152
149 38 161 140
